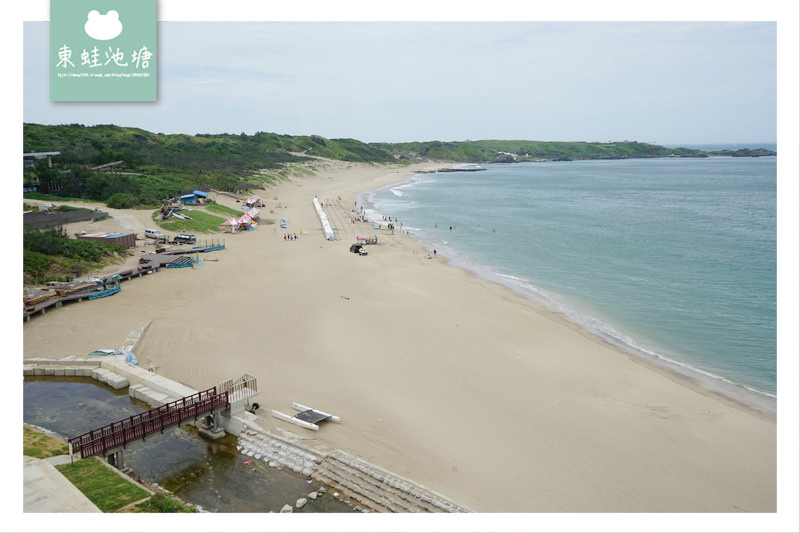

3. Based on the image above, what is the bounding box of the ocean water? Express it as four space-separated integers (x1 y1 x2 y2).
360 156 777 397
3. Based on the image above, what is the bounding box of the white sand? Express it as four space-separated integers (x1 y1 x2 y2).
22 159 776 513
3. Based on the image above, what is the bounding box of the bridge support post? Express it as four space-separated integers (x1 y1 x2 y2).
198 410 226 441
107 450 125 470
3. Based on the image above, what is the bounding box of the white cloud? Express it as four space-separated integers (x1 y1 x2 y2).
23 20 778 144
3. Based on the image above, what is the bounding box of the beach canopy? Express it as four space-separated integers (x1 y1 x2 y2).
220 217 239 226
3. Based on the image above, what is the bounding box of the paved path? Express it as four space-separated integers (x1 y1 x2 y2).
23 455 101 513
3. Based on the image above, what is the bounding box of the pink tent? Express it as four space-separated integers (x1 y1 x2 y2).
220 217 239 233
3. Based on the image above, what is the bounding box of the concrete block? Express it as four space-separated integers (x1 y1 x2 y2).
132 387 152 402
141 390 170 406
132 387 153 402
105 375 129 389
54 369 65 376
90 368 128 389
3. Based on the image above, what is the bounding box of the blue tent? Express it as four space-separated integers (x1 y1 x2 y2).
180 191 208 205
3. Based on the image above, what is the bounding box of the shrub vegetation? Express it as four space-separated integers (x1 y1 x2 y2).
24 123 707 209
23 226 124 284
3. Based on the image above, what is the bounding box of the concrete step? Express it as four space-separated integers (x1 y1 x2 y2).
313 456 422 512
313 451 466 513
128 384 175 407
311 470 393 513
236 431 320 476
91 368 129 389
235 429 469 513
24 365 95 377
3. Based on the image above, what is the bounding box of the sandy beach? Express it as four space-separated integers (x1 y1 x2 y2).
22 159 776 513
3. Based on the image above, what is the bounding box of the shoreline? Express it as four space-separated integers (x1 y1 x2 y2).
359 169 776 418
21 159 776 512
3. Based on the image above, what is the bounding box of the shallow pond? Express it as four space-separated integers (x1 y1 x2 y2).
23 377 354 513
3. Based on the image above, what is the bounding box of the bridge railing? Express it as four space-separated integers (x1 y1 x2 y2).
69 387 229 459
217 373 257 404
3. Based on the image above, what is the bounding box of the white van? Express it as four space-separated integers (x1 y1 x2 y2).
144 228 166 240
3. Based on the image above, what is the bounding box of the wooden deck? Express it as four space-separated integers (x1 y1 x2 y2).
23 242 225 321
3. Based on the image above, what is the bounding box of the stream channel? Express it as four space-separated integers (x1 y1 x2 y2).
23 376 355 513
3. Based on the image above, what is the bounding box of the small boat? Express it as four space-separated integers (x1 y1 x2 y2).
88 275 121 300
88 286 120 299
271 402 341 431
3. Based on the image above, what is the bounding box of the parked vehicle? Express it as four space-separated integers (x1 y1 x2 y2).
349 243 368 255
173 233 196 244
144 228 167 240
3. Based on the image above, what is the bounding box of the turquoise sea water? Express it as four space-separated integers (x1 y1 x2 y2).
361 156 777 397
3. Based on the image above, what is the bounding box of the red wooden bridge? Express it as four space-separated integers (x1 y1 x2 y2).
69 387 229 459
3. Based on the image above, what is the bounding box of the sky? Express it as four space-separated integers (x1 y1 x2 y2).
22 18 781 145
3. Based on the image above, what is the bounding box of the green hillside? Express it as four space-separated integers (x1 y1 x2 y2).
23 123 714 208
380 139 693 162
23 123 398 170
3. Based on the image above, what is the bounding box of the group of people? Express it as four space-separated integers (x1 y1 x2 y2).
283 233 299 241
351 202 412 236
